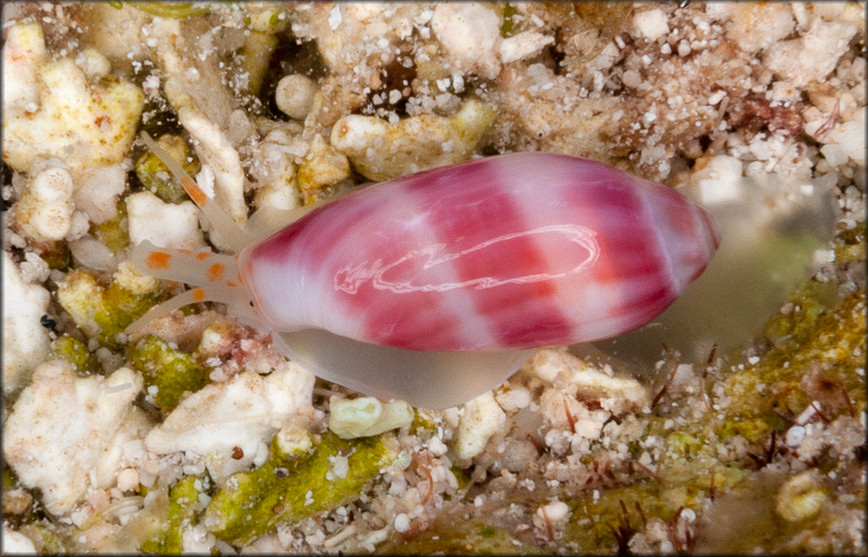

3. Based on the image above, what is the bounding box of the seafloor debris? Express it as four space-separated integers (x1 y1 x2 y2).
1 2 864 554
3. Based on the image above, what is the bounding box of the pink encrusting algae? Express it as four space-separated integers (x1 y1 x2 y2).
240 153 720 351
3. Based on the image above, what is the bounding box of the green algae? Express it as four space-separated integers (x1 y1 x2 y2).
56 268 165 350
556 276 865 551
49 335 96 376
128 335 210 410
204 430 398 545
140 475 211 555
381 518 540 555
131 2 210 19
719 289 865 443
91 200 129 255
135 135 200 205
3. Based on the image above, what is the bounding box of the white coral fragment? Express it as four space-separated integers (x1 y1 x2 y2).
1 527 37 553
431 4 502 80
126 191 206 251
290 3 417 73
718 4 795 54
328 396 414 439
500 31 555 65
690 155 744 205
297 134 351 203
73 164 127 225
251 131 302 213
764 19 858 88
826 108 866 167
2 24 144 176
528 349 649 415
13 161 74 242
632 9 670 42
331 99 496 181
431 3 553 79
2 23 46 115
452 391 506 460
144 362 314 483
2 251 51 393
2 362 145 515
177 107 247 226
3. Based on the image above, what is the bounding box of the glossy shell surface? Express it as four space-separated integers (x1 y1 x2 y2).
241 153 720 351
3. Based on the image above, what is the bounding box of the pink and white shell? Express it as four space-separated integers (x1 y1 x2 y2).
240 153 720 351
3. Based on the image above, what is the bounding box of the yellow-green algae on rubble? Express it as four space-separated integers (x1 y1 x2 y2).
203 429 398 545
720 288 866 443
141 474 210 555
558 220 866 552
141 476 210 555
128 335 210 410
56 266 165 349
49 334 97 375
135 134 201 205
559 283 865 552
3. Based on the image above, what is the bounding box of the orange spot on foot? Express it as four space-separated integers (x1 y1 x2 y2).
192 288 206 301
226 281 237 288
196 251 211 261
183 177 207 206
145 251 171 269
206 263 225 282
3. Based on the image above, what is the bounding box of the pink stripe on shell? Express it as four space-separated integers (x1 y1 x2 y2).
401 158 576 349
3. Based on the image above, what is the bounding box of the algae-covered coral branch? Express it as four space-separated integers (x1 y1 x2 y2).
135 134 201 205
128 335 210 410
562 282 866 553
140 474 211 555
719 288 866 443
204 428 398 545
56 262 165 349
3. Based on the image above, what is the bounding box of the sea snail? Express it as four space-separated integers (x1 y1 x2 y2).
127 133 720 409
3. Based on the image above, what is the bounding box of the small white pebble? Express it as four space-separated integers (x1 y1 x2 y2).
275 74 319 120
116 468 140 492
795 403 818 425
394 513 410 533
533 500 571 534
632 8 669 42
707 90 726 105
328 5 342 30
426 435 448 457
785 425 806 447
820 143 848 167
